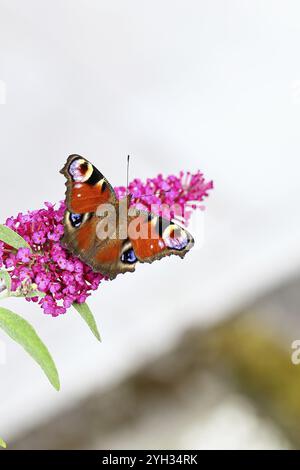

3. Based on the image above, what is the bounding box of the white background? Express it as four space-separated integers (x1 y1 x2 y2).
0 0 300 443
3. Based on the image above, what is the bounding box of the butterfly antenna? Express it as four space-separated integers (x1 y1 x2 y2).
127 155 130 195
126 156 170 199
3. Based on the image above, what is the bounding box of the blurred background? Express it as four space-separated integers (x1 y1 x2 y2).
0 0 300 450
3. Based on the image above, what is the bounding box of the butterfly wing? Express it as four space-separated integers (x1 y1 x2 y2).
60 154 117 213
78 208 194 279
60 156 136 279
128 210 194 265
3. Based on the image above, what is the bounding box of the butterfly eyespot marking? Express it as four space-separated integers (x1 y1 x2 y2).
121 247 137 265
69 158 93 183
69 212 84 228
163 224 189 251
79 161 89 173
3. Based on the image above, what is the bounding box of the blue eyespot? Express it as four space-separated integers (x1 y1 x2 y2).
121 248 137 264
69 212 83 228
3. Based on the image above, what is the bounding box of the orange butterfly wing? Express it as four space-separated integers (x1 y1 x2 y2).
60 154 117 213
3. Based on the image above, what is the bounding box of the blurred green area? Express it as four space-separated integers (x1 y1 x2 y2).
198 315 300 447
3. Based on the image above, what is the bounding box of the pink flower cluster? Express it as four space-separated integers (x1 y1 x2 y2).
0 202 103 316
0 171 213 316
117 171 213 222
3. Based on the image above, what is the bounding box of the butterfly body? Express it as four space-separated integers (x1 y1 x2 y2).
60 155 194 279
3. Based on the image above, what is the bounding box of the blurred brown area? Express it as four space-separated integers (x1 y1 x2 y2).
11 274 300 449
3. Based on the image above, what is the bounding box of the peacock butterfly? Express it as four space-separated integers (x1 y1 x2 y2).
60 155 194 279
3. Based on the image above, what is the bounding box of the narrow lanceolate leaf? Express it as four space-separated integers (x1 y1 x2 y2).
73 302 101 341
0 437 6 449
0 225 31 251
0 270 11 294
0 307 60 391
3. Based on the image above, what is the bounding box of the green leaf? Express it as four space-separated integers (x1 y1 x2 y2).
0 437 6 449
0 270 11 294
0 225 31 251
73 302 101 341
0 307 60 391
